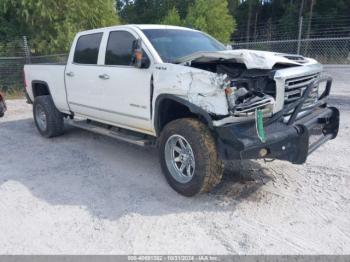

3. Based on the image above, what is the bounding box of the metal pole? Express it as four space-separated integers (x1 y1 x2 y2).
22 36 31 64
297 16 303 55
246 0 252 43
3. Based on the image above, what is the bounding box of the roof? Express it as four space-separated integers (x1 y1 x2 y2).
133 24 195 31
78 24 196 35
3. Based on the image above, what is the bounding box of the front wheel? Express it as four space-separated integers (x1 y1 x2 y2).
159 118 224 197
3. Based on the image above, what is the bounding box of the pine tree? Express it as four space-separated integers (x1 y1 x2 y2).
185 0 236 43
161 7 183 26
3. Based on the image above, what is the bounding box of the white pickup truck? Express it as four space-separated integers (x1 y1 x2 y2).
24 25 339 196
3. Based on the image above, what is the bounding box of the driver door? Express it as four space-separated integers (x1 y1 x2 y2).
93 29 154 133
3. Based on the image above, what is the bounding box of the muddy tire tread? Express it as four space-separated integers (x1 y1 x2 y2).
159 118 224 196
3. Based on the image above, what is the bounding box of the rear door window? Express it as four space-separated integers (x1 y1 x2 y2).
73 33 103 64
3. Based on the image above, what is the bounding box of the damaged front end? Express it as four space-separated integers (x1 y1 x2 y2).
214 75 339 164
185 58 280 125
159 49 339 164
219 72 276 122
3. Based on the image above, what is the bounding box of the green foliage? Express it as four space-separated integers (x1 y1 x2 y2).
161 7 183 26
186 0 236 43
1 0 347 53
1 0 120 54
227 0 240 18
117 0 194 24
277 2 300 39
118 0 235 43
232 0 350 41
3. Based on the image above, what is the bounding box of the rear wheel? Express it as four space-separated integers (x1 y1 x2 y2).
33 95 64 138
159 118 224 196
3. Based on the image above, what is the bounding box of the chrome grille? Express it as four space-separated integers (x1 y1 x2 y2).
284 73 319 110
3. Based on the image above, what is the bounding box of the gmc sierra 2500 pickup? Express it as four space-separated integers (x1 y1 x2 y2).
24 25 339 196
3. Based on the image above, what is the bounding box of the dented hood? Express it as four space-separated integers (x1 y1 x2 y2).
174 49 302 69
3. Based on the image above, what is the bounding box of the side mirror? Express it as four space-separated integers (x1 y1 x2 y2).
132 38 150 69
226 44 232 50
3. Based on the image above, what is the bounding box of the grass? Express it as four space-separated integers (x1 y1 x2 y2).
1 89 25 100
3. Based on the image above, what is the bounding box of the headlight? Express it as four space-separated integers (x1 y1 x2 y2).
318 81 327 98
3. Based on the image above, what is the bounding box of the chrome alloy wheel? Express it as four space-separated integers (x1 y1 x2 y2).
35 104 47 131
164 134 195 183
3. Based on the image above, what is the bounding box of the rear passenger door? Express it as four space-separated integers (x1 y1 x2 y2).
65 32 106 119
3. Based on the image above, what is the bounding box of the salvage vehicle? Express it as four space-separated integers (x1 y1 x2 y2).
0 93 6 117
23 25 339 196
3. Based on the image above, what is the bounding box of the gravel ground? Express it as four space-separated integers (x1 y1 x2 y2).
0 67 349 255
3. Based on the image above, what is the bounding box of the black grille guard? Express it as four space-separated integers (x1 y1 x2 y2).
266 75 332 126
214 75 339 163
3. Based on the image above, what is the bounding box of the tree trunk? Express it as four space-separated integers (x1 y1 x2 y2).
299 0 305 19
253 11 258 41
246 0 252 42
305 0 316 54
306 0 315 39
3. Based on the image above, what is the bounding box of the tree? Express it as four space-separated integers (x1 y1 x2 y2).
1 0 120 53
227 0 240 18
117 0 194 24
161 7 183 26
278 1 300 39
185 0 236 43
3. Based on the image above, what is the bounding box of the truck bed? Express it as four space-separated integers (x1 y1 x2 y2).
24 64 70 114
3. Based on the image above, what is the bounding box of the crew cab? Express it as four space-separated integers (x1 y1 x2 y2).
23 25 339 196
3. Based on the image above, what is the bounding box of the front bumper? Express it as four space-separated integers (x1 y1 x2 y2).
215 74 340 164
215 106 339 164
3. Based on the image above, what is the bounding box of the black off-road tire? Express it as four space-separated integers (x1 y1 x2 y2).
159 118 224 197
33 95 64 138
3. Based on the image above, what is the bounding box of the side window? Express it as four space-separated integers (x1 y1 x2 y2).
105 31 136 66
73 33 103 64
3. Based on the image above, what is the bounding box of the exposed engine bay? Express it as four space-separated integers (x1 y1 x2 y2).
189 61 281 117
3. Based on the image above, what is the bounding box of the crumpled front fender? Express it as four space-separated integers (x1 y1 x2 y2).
152 63 229 116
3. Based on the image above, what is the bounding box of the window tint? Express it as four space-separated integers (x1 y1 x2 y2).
105 31 136 66
74 33 103 64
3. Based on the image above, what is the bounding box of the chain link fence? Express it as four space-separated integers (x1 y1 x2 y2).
1 35 350 96
232 37 350 64
0 38 26 95
0 37 68 96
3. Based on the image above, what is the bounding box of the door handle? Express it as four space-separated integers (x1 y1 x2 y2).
99 74 110 80
66 71 74 77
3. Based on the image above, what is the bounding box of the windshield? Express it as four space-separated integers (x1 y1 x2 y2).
142 29 226 63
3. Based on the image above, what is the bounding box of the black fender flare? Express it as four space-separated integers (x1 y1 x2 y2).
154 94 214 136
31 80 65 113
31 80 52 97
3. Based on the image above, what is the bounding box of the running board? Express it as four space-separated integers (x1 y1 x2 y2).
68 119 155 147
